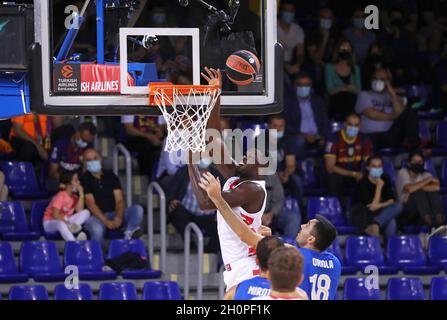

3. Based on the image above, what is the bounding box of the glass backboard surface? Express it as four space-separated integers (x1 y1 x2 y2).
32 0 283 115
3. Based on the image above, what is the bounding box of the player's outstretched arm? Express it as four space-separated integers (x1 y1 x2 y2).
199 172 263 247
201 67 236 179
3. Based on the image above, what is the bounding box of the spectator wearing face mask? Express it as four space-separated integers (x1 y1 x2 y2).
277 1 305 77
325 39 361 121
47 122 97 193
362 42 388 90
396 150 445 230
267 115 305 214
324 113 372 201
343 8 377 64
81 148 144 245
284 72 330 159
350 155 402 238
355 68 420 151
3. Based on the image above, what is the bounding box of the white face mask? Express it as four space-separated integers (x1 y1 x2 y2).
371 80 385 93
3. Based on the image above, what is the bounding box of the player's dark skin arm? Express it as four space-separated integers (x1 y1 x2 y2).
201 67 237 179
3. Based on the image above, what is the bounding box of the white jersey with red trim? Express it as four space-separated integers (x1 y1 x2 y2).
217 176 267 266
251 288 309 300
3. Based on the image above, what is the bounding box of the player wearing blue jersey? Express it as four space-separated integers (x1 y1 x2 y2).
295 215 341 300
226 236 284 300
198 172 340 300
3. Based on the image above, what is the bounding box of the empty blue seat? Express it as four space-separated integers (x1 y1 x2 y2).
418 121 432 145
441 159 447 193
326 238 357 275
331 122 343 134
0 242 28 283
345 236 398 274
387 236 440 274
9 285 49 300
298 161 325 196
436 121 447 150
343 278 381 300
307 197 356 234
29 200 62 240
20 241 66 281
142 281 182 300
400 158 437 178
54 283 93 300
107 240 162 279
64 241 117 280
430 277 447 300
99 282 138 300
284 197 300 215
0 201 40 241
382 160 397 186
387 278 425 300
0 161 50 200
428 236 447 270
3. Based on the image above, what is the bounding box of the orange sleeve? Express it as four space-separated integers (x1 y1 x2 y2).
11 116 25 124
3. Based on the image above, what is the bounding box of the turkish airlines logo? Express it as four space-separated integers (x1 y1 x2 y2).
61 65 74 78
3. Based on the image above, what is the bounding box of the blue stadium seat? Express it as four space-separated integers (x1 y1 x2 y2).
20 241 66 282
307 197 356 234
418 121 432 145
142 281 182 300
54 283 93 300
99 282 138 300
298 161 325 196
441 159 447 193
107 240 162 279
0 242 28 283
284 197 300 215
327 238 357 275
436 121 447 151
9 285 49 300
400 158 437 178
387 278 425 300
387 236 440 274
0 201 40 241
64 241 117 280
29 200 62 240
0 161 50 200
428 236 447 270
331 122 343 134
343 278 381 300
430 277 447 300
345 236 398 274
383 160 397 186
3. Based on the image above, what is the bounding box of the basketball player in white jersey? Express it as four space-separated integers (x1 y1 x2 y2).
187 67 268 291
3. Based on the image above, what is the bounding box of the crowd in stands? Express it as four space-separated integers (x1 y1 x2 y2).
1 0 447 257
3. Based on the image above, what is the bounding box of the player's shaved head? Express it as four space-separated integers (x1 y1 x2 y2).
267 246 304 292
256 236 285 272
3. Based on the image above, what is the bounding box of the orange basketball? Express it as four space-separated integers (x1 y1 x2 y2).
225 50 260 86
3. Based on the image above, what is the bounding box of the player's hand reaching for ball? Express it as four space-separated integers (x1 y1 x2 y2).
201 67 222 88
199 172 222 203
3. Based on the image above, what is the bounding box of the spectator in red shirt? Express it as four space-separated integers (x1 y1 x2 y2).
324 113 373 200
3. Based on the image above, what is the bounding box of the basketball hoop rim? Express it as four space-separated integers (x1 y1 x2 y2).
148 82 220 96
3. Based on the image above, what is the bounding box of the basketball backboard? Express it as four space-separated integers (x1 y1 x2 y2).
30 0 283 116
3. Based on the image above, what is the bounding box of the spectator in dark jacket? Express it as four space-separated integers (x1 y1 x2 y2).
283 72 330 159
350 155 402 238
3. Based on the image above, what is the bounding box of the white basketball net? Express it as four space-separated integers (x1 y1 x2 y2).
152 86 221 153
